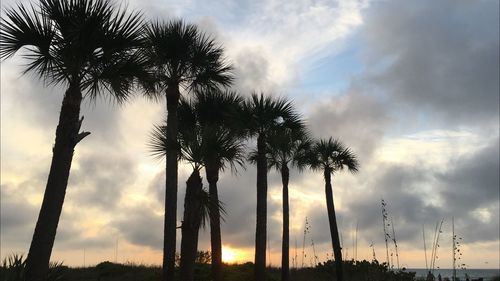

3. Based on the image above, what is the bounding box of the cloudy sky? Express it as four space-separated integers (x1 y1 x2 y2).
1 0 499 270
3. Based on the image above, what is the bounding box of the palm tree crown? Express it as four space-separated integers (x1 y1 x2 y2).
149 93 245 172
243 93 303 137
193 90 246 171
142 20 233 95
0 0 145 101
148 103 227 224
309 137 359 175
266 125 311 171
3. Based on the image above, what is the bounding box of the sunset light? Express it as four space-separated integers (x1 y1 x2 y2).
0 0 498 280
221 246 242 264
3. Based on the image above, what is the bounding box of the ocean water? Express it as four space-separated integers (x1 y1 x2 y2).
408 268 499 280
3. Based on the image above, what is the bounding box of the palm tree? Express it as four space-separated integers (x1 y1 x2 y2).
0 1 144 280
150 113 205 281
142 20 233 280
193 90 245 281
149 96 233 281
308 138 359 281
243 93 302 281
265 126 310 281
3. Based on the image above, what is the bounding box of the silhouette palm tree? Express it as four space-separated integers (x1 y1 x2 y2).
308 138 359 281
150 116 205 281
142 20 233 280
0 1 144 280
149 93 240 281
193 90 245 281
243 93 302 281
265 126 311 281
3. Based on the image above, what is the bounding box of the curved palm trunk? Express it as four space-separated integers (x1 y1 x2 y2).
180 169 203 281
25 86 88 281
206 164 223 281
281 165 290 281
255 134 268 281
324 169 343 281
163 86 181 281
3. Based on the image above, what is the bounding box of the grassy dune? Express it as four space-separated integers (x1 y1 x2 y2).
1 256 420 281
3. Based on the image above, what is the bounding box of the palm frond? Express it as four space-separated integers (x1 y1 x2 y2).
338 147 360 173
293 136 314 172
188 32 233 91
193 89 246 136
265 119 310 172
148 123 168 160
244 93 303 136
177 98 205 167
83 51 148 103
1 3 52 59
2 0 145 102
309 137 359 174
202 126 246 173
197 187 227 228
247 148 259 165
0 3 63 83
142 19 233 97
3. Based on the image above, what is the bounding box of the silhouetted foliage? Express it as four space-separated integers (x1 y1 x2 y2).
141 20 233 280
243 93 303 281
316 259 415 281
264 120 311 281
307 137 360 281
0 1 145 279
0 254 68 281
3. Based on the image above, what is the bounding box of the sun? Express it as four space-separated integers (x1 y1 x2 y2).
221 246 240 264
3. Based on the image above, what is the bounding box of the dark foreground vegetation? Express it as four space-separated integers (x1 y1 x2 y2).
0 257 413 281
2 253 499 281
6 253 496 281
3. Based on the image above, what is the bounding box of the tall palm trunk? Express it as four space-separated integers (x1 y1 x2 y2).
163 85 180 281
180 169 203 281
281 165 290 281
25 85 88 281
324 169 343 281
206 164 223 281
255 134 268 281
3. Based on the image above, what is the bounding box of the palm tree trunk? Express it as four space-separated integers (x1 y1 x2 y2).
25 85 88 281
324 169 343 281
281 165 290 281
180 169 203 281
206 164 223 281
163 85 180 281
255 134 268 281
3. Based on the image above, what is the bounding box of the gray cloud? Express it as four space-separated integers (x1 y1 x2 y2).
296 137 499 254
68 152 137 210
343 139 498 247
362 0 499 126
113 206 164 249
308 88 391 160
231 48 277 94
439 138 499 210
0 185 38 251
54 213 116 251
437 138 499 243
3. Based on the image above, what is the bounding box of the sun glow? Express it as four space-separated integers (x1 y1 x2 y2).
221 246 242 264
